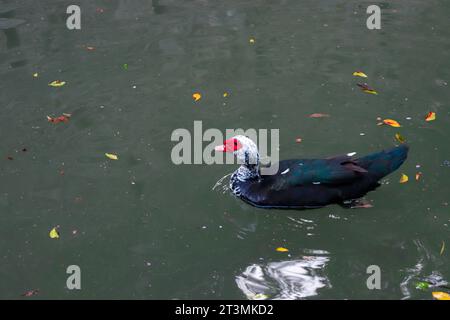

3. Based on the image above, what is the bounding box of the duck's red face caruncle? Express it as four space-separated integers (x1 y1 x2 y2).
214 138 242 153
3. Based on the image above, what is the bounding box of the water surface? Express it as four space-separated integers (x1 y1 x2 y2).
0 0 449 299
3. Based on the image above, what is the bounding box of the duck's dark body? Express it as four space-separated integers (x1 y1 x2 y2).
231 145 409 209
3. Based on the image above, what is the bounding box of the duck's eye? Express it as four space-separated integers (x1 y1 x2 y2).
229 139 241 151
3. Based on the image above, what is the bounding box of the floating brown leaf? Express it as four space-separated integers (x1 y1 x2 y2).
21 289 39 297
357 83 378 95
415 172 422 181
309 113 330 118
47 113 71 124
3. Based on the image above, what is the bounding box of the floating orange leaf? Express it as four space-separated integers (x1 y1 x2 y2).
383 119 401 127
276 247 289 252
192 93 202 102
353 71 368 78
432 292 450 300
425 112 436 122
395 133 406 143
399 173 409 183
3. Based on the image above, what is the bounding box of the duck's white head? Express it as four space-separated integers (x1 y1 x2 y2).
215 135 259 167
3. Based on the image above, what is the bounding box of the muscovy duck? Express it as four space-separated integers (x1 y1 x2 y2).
215 135 409 209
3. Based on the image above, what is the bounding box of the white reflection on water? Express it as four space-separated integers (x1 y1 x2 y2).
400 239 449 299
236 254 331 300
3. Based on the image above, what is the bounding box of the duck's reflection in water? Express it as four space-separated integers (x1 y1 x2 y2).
236 255 331 300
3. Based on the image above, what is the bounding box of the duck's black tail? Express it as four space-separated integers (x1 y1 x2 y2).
355 144 409 180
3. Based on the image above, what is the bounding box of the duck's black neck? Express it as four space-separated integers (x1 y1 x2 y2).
230 164 260 196
233 163 260 182
230 149 261 195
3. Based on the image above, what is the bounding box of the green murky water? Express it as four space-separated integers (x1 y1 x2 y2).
1 0 449 299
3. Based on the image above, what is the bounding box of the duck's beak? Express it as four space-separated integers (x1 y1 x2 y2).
214 144 226 152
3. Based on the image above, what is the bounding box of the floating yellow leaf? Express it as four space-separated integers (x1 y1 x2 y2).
440 241 445 255
223 92 228 97
383 119 401 127
105 153 118 160
432 292 450 300
49 227 59 239
353 71 368 78
399 173 409 183
49 80 66 87
33 73 38 78
249 38 255 44
425 112 436 122
363 89 378 95
276 247 289 252
192 93 202 102
395 133 406 143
